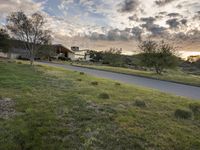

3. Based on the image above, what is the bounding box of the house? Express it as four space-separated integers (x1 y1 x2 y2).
54 45 91 61
53 44 75 60
0 40 91 61
0 40 29 59
187 55 200 62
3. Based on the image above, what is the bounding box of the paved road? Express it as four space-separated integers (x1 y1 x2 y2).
39 62 200 100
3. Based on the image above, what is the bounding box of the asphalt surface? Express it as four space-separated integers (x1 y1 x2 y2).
39 62 200 100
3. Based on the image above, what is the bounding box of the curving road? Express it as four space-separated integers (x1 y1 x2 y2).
38 62 200 100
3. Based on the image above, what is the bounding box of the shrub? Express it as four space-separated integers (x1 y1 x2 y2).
7 60 13 63
189 103 200 114
77 78 82 81
99 93 110 99
174 109 193 119
91 81 98 86
115 82 121 86
17 62 22 64
17 56 29 60
80 72 85 75
135 100 146 107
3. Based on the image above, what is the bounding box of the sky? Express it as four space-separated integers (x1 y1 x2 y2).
0 0 200 54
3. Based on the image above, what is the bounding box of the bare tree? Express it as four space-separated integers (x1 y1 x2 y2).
7 11 51 65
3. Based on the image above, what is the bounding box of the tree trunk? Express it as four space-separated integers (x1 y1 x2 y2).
155 66 162 75
7 51 11 59
30 49 34 65
30 57 34 65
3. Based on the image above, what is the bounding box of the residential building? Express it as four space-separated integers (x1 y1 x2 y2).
0 41 91 61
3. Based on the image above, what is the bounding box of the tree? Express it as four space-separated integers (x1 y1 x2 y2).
102 48 123 66
0 28 10 55
88 50 103 62
37 44 56 61
7 11 51 65
139 40 178 74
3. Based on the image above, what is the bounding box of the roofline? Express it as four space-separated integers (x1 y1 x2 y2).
53 44 75 53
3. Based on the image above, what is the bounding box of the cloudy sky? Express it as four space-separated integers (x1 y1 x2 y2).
0 0 200 54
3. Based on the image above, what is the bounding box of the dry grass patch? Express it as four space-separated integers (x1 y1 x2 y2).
0 97 16 119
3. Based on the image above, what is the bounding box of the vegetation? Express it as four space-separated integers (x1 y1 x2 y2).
7 11 51 65
37 44 56 61
98 93 110 99
134 99 146 108
139 40 178 74
0 28 10 54
174 109 193 119
72 63 200 86
91 81 98 86
89 48 127 67
0 59 200 149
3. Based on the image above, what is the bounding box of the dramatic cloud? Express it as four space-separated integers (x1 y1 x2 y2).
88 28 133 41
167 13 181 17
193 11 200 20
0 0 200 52
180 19 187 25
0 0 44 18
155 0 176 6
166 18 187 29
118 0 140 13
128 14 139 21
140 17 167 36
131 27 143 41
166 18 180 28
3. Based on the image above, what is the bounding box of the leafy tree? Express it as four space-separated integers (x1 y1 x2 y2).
37 44 56 61
7 11 51 65
88 50 103 62
139 40 178 74
102 48 123 66
0 28 10 55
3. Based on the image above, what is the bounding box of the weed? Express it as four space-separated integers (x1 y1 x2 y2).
175 109 193 119
115 82 121 86
99 93 110 99
134 100 146 107
91 81 98 86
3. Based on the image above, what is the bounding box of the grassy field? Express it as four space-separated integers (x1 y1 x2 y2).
0 60 200 150
72 63 200 87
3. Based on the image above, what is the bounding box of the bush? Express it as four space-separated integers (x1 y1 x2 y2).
135 100 146 107
189 103 200 114
99 93 110 99
7 60 13 63
17 55 29 61
115 82 121 86
17 62 22 64
174 109 193 119
80 72 85 75
77 79 82 81
58 56 70 61
91 81 98 86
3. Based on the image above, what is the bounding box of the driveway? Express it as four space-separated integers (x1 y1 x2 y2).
39 62 200 100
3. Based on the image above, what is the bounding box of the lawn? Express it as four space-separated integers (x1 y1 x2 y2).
0 59 200 150
72 63 200 87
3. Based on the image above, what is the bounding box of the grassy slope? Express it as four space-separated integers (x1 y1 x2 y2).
72 63 200 86
0 60 200 150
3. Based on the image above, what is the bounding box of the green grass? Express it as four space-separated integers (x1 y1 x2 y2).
0 59 200 149
72 63 200 86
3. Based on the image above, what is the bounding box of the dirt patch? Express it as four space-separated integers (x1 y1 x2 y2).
0 98 16 119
